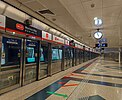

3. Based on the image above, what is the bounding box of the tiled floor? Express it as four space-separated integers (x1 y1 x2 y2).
0 58 122 100
45 58 122 100
67 59 122 100
68 60 122 100
0 59 96 100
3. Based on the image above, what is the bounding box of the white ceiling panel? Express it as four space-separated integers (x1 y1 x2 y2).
82 0 102 10
59 0 91 31
23 0 46 11
103 0 122 8
18 0 34 3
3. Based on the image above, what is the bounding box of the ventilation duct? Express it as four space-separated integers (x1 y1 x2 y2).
38 9 54 15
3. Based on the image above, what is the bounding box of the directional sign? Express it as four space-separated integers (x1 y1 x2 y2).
95 43 108 47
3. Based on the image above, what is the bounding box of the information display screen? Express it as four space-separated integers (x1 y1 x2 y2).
27 47 35 63
102 43 108 47
52 49 60 60
95 43 108 47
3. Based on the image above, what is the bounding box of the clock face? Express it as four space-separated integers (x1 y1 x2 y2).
94 31 103 39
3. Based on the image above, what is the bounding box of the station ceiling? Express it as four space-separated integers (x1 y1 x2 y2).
3 0 122 48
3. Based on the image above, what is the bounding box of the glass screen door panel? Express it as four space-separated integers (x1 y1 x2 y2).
64 47 70 69
0 36 22 94
24 40 38 85
51 45 62 75
64 47 73 69
39 42 48 79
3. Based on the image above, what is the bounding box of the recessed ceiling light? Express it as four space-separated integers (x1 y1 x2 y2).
94 17 98 20
94 18 103 26
52 18 56 21
12 32 15 35
91 3 95 8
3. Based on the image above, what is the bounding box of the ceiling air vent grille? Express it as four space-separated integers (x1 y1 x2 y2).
38 9 54 15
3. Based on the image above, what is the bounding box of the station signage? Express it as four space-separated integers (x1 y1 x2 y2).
90 48 93 52
0 15 5 30
75 43 78 48
77 44 80 48
85 47 89 51
81 45 83 49
65 40 69 45
42 31 52 40
69 40 75 46
78 44 82 49
102 43 108 47
53 35 64 44
6 17 41 36
3 37 21 45
26 40 38 47
95 43 108 48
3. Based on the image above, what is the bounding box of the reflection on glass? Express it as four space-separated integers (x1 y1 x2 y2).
52 46 62 61
70 49 73 58
52 49 59 60
40 48 44 61
59 49 62 59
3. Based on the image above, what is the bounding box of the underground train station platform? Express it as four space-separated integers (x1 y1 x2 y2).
0 0 122 100
0 57 122 100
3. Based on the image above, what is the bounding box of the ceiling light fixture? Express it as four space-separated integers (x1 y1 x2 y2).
12 32 15 35
94 17 102 26
91 3 95 8
94 17 98 20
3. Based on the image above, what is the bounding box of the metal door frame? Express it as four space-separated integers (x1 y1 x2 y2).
22 38 39 85
0 34 23 94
